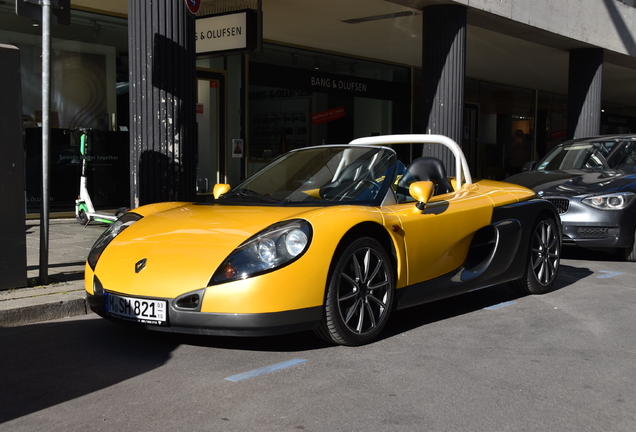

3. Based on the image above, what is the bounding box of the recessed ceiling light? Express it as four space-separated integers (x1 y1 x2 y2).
342 11 416 24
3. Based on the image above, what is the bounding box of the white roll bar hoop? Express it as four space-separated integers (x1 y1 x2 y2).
349 134 473 189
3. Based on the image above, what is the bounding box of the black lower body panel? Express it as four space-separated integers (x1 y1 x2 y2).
395 199 560 309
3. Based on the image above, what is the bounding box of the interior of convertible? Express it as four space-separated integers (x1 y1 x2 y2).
215 135 470 206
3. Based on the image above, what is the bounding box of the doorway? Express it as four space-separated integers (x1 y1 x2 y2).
196 69 226 193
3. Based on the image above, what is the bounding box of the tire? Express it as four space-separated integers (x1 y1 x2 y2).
76 209 89 226
623 228 636 262
315 237 395 346
510 216 560 294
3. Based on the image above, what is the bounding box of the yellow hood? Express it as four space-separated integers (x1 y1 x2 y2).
93 203 319 298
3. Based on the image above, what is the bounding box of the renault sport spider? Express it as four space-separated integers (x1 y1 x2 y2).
85 134 561 346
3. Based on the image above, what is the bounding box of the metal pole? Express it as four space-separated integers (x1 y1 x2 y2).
39 0 51 285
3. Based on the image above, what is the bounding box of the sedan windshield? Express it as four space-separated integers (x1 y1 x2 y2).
538 140 636 171
218 146 396 204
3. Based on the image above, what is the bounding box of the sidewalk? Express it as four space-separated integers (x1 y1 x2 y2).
0 219 106 326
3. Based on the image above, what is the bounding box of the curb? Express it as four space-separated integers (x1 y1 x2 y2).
0 281 92 327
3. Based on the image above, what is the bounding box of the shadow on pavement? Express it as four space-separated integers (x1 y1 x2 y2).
383 263 595 342
26 262 86 271
0 259 598 424
0 317 178 423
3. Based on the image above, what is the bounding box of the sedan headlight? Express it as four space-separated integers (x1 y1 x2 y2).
87 212 143 269
210 219 312 285
582 192 636 210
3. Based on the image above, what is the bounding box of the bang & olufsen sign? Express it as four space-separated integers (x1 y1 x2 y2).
196 9 259 56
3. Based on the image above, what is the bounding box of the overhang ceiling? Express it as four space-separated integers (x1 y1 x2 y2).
69 0 636 107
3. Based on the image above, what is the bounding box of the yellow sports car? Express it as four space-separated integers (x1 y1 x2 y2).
85 134 561 346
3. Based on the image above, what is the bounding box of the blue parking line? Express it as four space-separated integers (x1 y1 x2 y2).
597 271 624 279
225 359 307 382
484 300 517 311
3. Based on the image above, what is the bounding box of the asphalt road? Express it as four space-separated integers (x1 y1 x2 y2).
1 248 635 432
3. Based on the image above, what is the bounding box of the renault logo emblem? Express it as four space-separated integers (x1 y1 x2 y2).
135 258 147 273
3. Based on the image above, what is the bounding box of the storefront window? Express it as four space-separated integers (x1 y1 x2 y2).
475 82 535 179
0 5 129 213
537 91 567 159
247 44 410 175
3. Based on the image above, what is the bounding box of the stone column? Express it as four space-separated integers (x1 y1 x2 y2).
129 0 197 207
567 48 604 139
421 5 467 164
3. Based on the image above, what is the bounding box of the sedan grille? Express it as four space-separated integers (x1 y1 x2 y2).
544 197 569 214
578 227 610 238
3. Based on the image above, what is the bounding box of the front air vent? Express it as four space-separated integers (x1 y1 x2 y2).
173 288 205 312
545 198 569 214
578 227 610 238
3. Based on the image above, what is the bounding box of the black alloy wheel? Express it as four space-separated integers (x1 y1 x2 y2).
511 217 560 294
316 237 394 346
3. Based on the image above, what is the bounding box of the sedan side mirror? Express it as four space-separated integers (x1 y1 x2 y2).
409 181 435 210
522 161 537 172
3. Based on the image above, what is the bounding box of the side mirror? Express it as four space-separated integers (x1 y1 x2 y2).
213 183 231 199
522 161 537 172
409 181 435 211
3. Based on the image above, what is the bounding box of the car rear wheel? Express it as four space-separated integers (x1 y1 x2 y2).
510 216 560 294
315 237 394 346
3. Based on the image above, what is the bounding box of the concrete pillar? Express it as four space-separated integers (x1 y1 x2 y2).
128 0 197 207
421 5 466 164
0 45 27 289
567 48 604 139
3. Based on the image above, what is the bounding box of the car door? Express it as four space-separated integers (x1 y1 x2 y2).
389 185 494 285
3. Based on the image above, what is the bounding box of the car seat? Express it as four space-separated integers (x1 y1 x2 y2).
320 159 372 200
398 156 453 196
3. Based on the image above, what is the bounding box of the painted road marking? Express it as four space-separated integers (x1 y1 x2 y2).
484 301 517 311
597 271 624 279
225 359 307 382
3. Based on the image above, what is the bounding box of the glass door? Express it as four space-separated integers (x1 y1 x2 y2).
196 70 226 194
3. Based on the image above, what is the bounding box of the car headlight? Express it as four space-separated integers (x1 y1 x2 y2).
87 212 143 270
210 219 312 285
582 192 636 210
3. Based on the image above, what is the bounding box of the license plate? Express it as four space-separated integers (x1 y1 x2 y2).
104 292 167 325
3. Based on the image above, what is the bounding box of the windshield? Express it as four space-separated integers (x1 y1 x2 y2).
537 140 636 171
218 145 397 205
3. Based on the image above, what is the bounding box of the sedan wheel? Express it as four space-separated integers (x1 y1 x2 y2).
624 228 636 262
316 237 394 346
510 217 560 294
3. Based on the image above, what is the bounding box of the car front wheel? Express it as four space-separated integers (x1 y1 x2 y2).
316 237 394 346
510 216 560 294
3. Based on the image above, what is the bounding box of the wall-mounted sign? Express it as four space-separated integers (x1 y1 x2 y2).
250 63 410 103
184 0 201 15
196 9 259 56
232 139 244 158
312 107 346 125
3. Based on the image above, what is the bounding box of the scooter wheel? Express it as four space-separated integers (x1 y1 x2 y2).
76 210 89 225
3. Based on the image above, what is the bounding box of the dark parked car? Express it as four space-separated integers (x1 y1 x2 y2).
506 135 636 261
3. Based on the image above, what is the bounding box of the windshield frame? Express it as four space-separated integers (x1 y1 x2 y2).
210 144 399 207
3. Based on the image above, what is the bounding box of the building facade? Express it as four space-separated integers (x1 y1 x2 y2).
3 0 636 213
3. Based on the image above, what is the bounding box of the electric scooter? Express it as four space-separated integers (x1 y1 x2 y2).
74 128 126 226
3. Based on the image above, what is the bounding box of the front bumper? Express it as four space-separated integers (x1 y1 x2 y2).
86 291 322 337
544 196 635 249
